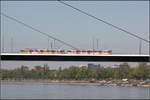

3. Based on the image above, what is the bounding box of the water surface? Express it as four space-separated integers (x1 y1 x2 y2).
1 84 150 99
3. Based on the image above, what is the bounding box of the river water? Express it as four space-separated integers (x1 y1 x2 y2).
1 84 150 99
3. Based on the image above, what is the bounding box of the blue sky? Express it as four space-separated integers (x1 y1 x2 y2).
1 1 149 69
1 1 149 53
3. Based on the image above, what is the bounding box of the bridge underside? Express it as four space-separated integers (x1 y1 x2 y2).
1 54 149 62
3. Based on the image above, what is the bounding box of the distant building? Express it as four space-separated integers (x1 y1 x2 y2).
23 66 29 70
88 63 101 70
20 65 29 70
34 66 43 70
79 64 87 67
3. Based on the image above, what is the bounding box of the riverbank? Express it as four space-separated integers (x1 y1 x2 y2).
1 80 150 87
1 80 100 86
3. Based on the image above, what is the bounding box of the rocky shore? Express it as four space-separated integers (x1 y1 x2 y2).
1 79 150 87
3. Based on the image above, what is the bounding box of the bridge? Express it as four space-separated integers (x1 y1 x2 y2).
1 1 149 63
1 53 149 62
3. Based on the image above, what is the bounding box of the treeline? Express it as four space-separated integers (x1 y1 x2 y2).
1 62 150 80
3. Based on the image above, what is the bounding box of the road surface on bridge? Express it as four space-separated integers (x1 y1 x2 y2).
1 53 149 62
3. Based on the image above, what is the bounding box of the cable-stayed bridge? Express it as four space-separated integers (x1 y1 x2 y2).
0 1 149 62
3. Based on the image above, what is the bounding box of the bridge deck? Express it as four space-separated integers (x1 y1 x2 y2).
1 53 149 62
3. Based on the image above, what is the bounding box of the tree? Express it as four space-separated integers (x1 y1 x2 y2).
93 67 107 79
75 66 90 79
118 63 131 79
133 62 150 79
105 67 115 79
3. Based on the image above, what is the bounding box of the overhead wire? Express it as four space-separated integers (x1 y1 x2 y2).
58 0 150 43
0 12 78 49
